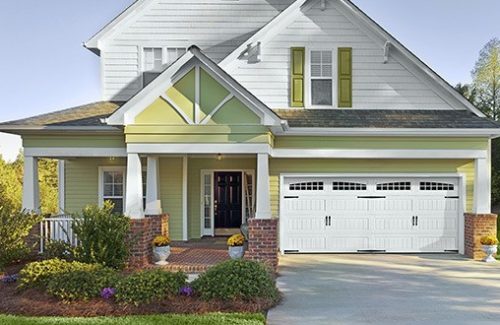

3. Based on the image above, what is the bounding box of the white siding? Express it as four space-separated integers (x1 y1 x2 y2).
101 0 294 101
230 0 454 109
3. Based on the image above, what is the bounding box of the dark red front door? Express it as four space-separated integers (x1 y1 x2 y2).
214 172 242 228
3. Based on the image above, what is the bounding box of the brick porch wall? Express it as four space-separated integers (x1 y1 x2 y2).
246 218 278 272
464 213 498 260
128 214 169 268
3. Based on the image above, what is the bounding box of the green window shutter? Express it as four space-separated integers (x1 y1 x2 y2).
338 47 352 108
291 47 305 107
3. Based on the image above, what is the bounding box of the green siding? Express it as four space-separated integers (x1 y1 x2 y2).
64 157 185 241
187 157 257 239
200 69 230 121
338 47 353 108
23 135 126 148
269 158 475 217
159 157 184 241
207 97 261 125
65 158 126 213
165 68 195 121
274 137 489 150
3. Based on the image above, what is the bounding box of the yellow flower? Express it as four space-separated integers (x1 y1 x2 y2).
480 235 499 246
153 235 171 247
227 234 245 247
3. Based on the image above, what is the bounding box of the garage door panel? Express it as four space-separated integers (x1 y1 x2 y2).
281 176 460 253
286 216 325 233
286 236 326 251
327 198 368 212
326 237 369 251
283 199 325 214
372 237 413 251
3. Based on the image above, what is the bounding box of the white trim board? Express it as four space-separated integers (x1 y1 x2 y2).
278 128 500 137
272 149 487 159
127 143 272 154
24 147 127 158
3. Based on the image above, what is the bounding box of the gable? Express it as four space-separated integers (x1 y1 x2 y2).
133 66 261 126
228 0 457 110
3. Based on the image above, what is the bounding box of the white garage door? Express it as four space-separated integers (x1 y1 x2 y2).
281 176 461 253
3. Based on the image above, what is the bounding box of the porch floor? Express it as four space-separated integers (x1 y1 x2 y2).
154 237 230 273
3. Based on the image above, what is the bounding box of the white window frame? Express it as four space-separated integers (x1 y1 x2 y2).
142 47 164 72
98 166 127 213
305 48 337 109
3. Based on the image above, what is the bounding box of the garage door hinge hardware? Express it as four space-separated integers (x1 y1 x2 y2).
325 216 332 226
445 196 459 199
284 196 299 199
357 196 386 199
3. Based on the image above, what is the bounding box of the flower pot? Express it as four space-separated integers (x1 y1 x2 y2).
228 245 245 260
482 244 498 263
153 245 171 265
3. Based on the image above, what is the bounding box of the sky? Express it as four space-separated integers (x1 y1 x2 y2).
0 0 499 161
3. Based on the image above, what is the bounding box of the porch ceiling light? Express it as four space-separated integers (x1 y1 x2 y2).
217 153 223 161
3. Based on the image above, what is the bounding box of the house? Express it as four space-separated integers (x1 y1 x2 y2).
1 0 499 268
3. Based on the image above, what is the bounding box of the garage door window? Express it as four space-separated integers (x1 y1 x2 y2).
420 182 454 191
376 181 411 191
332 182 367 191
289 181 324 191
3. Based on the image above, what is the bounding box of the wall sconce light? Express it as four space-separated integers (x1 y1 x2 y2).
217 153 223 161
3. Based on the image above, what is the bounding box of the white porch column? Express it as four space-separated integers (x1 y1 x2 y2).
58 160 65 214
255 153 271 219
125 153 144 219
474 157 491 213
182 155 188 241
145 156 162 215
22 156 40 213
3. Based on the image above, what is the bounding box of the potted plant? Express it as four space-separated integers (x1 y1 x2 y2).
227 233 245 260
480 235 499 263
152 235 171 265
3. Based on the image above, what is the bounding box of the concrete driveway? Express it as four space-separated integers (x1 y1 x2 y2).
268 254 500 324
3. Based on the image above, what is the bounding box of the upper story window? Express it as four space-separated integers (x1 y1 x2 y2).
142 47 187 87
310 50 333 106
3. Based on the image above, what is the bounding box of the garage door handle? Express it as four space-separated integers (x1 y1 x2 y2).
357 196 386 199
284 196 299 199
325 216 332 227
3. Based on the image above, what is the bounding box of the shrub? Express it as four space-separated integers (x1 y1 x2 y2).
480 235 499 245
115 269 186 305
192 260 279 302
46 267 119 301
0 205 42 270
41 240 74 261
227 234 245 247
18 258 103 289
72 202 131 269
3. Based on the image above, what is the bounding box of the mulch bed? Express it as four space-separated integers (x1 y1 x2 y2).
0 282 278 317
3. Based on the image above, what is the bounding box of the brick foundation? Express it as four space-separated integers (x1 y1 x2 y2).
128 214 169 268
464 213 498 260
246 218 278 272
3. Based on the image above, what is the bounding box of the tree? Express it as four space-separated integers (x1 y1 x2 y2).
472 38 500 120
455 83 477 104
0 153 58 215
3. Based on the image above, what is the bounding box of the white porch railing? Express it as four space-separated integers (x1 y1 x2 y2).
39 215 79 253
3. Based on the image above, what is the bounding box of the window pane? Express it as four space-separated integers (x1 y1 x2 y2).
311 64 322 77
322 64 332 77
114 184 123 196
311 79 332 105
114 172 123 183
104 184 113 196
106 199 123 214
104 172 113 183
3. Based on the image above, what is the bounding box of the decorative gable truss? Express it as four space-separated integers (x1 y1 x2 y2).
107 46 284 128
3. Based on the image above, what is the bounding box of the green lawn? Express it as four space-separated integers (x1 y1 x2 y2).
0 313 265 325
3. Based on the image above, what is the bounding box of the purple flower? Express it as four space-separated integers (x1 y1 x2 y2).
2 274 18 284
179 286 193 297
101 287 116 300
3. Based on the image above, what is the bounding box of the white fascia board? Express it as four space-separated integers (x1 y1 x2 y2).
127 143 272 154
0 125 121 132
84 0 153 51
277 127 500 138
24 147 127 158
106 52 195 125
271 149 487 159
219 0 309 69
336 0 485 117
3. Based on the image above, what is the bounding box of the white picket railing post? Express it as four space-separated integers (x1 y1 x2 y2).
39 215 79 253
